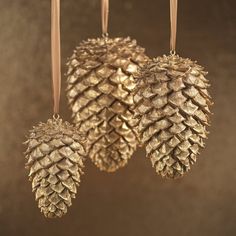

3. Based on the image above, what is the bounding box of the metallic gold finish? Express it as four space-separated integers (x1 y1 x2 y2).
24 117 86 218
134 55 213 179
67 37 148 172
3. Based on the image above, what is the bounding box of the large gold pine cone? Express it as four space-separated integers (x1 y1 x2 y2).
24 118 86 218
134 55 213 179
66 37 149 172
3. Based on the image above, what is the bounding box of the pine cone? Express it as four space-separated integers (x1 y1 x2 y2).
134 55 213 178
66 37 148 172
24 118 86 218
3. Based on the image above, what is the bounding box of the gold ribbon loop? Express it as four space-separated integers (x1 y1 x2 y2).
170 0 178 54
101 0 109 36
51 0 61 114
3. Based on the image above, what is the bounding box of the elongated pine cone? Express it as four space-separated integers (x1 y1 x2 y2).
24 117 86 218
134 55 213 178
66 37 148 172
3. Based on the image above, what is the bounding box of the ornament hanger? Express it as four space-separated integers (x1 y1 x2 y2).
101 0 109 37
51 0 61 115
170 0 178 55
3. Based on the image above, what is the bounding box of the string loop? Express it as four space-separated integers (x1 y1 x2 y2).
53 113 60 120
101 0 109 36
51 0 61 115
170 0 178 54
170 50 176 56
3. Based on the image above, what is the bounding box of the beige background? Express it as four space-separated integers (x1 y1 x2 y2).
0 0 235 235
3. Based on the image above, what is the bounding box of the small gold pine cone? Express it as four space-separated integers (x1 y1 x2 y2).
134 55 213 179
66 37 149 172
24 117 86 218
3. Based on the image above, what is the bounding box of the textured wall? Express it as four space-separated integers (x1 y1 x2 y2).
0 0 235 235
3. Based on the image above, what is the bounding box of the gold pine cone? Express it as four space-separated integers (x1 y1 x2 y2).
134 55 213 179
24 117 86 218
66 37 149 172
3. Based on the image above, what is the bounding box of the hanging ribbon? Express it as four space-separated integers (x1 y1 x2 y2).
51 0 61 114
101 0 109 36
170 0 178 54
